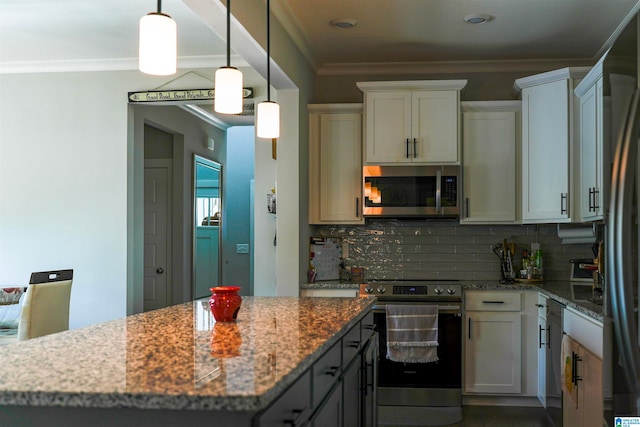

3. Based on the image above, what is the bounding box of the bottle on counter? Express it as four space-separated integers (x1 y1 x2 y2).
534 249 544 279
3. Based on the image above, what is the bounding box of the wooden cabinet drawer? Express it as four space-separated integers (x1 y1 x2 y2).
312 340 342 410
465 291 522 311
342 322 361 365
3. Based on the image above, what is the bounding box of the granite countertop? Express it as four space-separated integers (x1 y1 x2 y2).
301 280 603 322
0 296 375 412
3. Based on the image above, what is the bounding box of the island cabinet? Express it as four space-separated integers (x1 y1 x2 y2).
460 101 520 224
308 104 364 224
464 290 538 397
356 80 467 165
0 297 377 427
514 67 589 223
259 312 378 427
562 306 603 427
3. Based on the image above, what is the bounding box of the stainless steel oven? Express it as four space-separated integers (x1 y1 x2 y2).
360 280 463 426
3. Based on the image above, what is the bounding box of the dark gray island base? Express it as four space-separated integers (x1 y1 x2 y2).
0 296 376 427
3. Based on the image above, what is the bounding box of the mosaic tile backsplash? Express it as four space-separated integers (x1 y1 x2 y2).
312 220 600 282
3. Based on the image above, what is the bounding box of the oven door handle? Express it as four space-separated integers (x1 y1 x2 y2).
373 303 461 314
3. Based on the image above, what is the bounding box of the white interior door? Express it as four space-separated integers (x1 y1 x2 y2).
144 162 172 311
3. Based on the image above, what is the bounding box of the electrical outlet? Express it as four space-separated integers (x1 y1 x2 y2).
236 244 249 254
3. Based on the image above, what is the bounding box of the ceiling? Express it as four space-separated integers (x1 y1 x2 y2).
1 0 639 75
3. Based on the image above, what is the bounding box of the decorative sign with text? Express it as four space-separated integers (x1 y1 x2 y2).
127 87 254 103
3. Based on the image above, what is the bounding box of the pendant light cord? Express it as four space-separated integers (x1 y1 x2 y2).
226 0 231 68
157 0 162 13
266 0 271 101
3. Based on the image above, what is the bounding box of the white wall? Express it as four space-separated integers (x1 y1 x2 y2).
0 70 154 328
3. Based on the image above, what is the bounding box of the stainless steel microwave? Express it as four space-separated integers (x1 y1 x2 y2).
363 165 460 218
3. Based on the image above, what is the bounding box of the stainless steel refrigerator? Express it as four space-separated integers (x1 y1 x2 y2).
604 10 640 422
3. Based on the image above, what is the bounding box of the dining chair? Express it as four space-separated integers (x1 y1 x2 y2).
17 269 73 341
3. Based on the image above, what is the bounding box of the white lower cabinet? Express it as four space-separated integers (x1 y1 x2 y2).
464 290 539 397
563 307 603 427
536 293 548 407
464 291 523 394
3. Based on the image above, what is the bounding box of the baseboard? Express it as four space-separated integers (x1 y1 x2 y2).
462 395 543 407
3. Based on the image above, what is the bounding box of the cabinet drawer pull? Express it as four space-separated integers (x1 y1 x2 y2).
348 341 360 349
284 407 310 427
481 300 505 304
325 366 340 377
363 324 376 331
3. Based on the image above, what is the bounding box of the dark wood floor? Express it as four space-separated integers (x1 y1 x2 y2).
379 406 555 427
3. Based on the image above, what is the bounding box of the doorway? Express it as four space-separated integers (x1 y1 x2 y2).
193 155 222 299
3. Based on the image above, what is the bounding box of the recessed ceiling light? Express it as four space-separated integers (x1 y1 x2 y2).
463 14 491 24
330 18 357 29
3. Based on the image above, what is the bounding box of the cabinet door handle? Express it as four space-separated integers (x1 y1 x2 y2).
284 407 310 427
594 188 600 210
413 138 417 158
325 366 340 377
572 352 583 385
538 325 545 348
588 187 594 212
406 138 410 158
465 197 470 218
535 303 544 308
547 325 551 349
468 317 472 340
355 197 359 217
561 193 568 214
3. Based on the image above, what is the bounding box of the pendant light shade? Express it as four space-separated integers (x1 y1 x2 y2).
256 0 280 138
214 66 243 114
139 4 177 76
256 101 280 138
214 0 244 115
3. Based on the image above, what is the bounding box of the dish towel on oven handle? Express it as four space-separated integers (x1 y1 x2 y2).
386 304 438 363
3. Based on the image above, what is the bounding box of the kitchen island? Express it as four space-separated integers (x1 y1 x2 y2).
0 296 376 426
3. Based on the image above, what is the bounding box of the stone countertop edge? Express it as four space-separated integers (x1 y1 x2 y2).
300 281 359 290
0 297 376 412
462 281 604 322
300 280 603 322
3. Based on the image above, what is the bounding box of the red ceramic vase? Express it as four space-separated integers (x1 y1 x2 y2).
209 286 242 322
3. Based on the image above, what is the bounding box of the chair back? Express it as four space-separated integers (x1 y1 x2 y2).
18 269 73 341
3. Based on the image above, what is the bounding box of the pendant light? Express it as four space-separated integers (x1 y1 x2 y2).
256 0 280 139
214 0 244 115
139 0 177 76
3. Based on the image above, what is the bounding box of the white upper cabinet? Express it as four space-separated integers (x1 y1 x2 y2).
514 67 589 223
575 61 605 222
308 104 364 225
461 101 520 224
357 80 467 165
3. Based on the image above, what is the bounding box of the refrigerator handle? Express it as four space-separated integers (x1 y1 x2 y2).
607 87 640 406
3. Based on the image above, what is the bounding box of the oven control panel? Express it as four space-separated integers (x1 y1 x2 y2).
359 281 462 300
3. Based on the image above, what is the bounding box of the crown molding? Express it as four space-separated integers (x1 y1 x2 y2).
317 57 595 76
0 55 248 74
